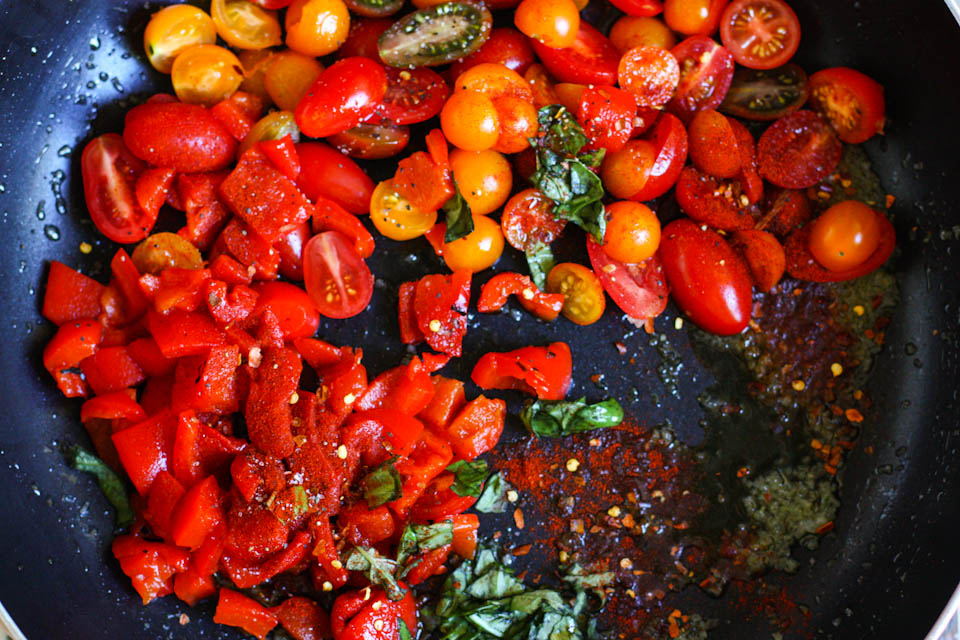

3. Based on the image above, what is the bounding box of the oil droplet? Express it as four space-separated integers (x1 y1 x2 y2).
35 144 49 164
44 224 61 241
89 36 101 50
18 260 26 273
0 183 5 193
57 145 72 157
111 77 124 93
98 71 108 82
36 200 46 220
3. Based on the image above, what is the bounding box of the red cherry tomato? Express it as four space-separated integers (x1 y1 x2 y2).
275 222 310 281
529 22 620 85
500 188 566 251
303 231 374 319
337 18 391 60
586 236 668 326
294 57 387 138
719 0 800 70
328 122 411 160
632 112 689 201
688 108 741 178
330 587 417 640
296 142 376 215
784 210 895 283
81 133 156 245
667 35 735 123
251 281 320 339
664 0 729 36
609 0 664 17
449 28 536 78
757 110 842 189
675 165 755 230
659 218 753 335
577 85 637 153
807 67 886 144
369 67 450 126
123 101 237 173
617 46 680 108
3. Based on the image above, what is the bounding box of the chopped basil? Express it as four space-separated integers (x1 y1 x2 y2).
343 546 407 602
361 456 402 508
446 459 488 497
399 619 414 640
564 564 615 601
274 485 310 525
474 471 514 514
530 105 607 244
520 398 624 438
525 242 556 291
66 446 134 528
443 180 474 243
396 521 454 572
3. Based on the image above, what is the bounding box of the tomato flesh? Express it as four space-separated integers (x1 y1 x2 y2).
586 236 668 325
81 133 156 245
668 35 735 123
757 110 842 189
719 0 800 70
303 231 374 319
808 66 886 144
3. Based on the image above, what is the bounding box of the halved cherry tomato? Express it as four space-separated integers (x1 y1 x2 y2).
757 110 842 189
807 67 885 144
264 50 323 112
442 215 505 273
610 16 676 53
675 165 755 230
345 0 403 18
295 57 387 138
719 0 800 70
718 63 808 121
807 200 882 272
285 0 351 57
81 133 154 244
449 148 513 216
577 85 637 153
664 0 729 35
530 22 620 86
688 108 741 178
239 110 300 156
638 112 689 200
303 231 374 319
618 46 680 108
729 228 785 291
609 0 664 17
546 262 606 326
524 63 560 108
600 139 656 200
337 17 391 59
143 5 217 73
211 0 282 50
586 236 668 327
667 35 735 122
370 180 437 241
296 142 375 215
237 49 275 102
449 27 536 78
377 2 493 68
490 95 538 154
328 123 411 159
603 201 661 264
659 218 753 335
170 44 244 106
784 211 894 283
514 0 579 49
329 588 417 640
501 189 566 251
371 67 450 126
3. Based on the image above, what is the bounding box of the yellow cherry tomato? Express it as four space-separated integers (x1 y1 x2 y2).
609 16 677 53
238 110 300 156
285 0 351 57
264 50 324 112
171 44 244 106
546 262 606 325
514 0 580 49
131 233 203 275
449 149 513 216
443 215 505 273
143 5 217 74
370 180 438 241
237 49 275 104
603 201 661 264
211 0 282 50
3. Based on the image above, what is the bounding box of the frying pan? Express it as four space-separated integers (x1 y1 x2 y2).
2 0 959 638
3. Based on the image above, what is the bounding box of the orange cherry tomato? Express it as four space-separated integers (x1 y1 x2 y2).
609 16 676 53
664 0 729 36
808 200 881 272
600 139 657 199
546 262 606 325
554 83 586 113
285 0 351 57
237 49 275 103
264 50 324 112
602 201 661 264
370 180 437 241
440 91 500 152
171 44 244 106
454 63 533 103
491 96 538 154
238 110 300 156
449 149 513 216
211 0 282 50
443 215 505 272
524 63 560 108
514 0 580 48
132 233 203 275
143 5 217 73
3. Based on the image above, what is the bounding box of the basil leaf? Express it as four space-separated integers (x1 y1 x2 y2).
446 459 488 497
66 446 134 528
520 398 624 438
564 564 615 602
399 619 414 640
343 546 407 602
443 180 474 244
362 456 402 508
537 104 588 156
396 521 455 574
525 242 556 291
474 471 514 514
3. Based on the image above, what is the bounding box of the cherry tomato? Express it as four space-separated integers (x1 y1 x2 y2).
524 63 560 108
123 101 237 173
237 48 275 103
586 236 668 325
132 232 203 275
275 222 310 280
675 165 755 230
546 262 606 325
454 62 533 102
729 228 785 291
450 148 513 216
251 0 293 7
719 0 800 70
143 5 217 73
81 134 155 245
491 95 538 154
718 63 808 121
345 0 403 17
251 281 320 338
807 200 882 272
337 17 391 59
372 67 450 126
443 215 505 273
660 218 752 334
609 0 664 17
609 16 677 53
554 82 586 114
784 213 895 283
664 0 729 36
295 57 387 138
603 201 661 264
330 588 417 640
370 181 438 241
239 110 300 156
501 189 566 251
757 110 842 189
449 28 536 78
440 90 500 152
211 0 282 50
285 0 350 57
262 50 323 112
807 67 886 144
297 142 374 215
667 35 735 122
618 46 680 108
600 139 656 200
529 22 620 85
688 108 741 178
303 231 373 319
328 122 410 159
514 0 580 49
171 44 244 106
378 2 493 68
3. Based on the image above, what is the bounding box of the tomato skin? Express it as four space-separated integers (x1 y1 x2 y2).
631 111 689 202
530 22 620 86
296 142 375 215
338 17 391 59
586 236 668 325
449 148 512 216
295 57 387 138
603 201 661 263
440 90 500 152
617 46 680 108
659 218 753 335
449 28 536 78
664 0 729 35
577 85 637 153
729 228 785 291
81 133 158 245
807 200 882 272
675 165 755 230
667 35 735 123
610 16 676 53
546 262 606 326
719 0 800 70
757 110 842 189
251 281 320 339
328 123 410 160
500 189 566 251
330 587 417 640
784 210 895 283
303 231 374 319
442 215 505 273
285 0 351 57
370 67 450 126
123 102 237 173
515 0 580 49
609 0 664 16
688 108 741 178
808 67 885 144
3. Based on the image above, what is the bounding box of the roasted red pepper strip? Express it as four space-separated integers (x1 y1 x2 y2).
397 281 424 345
444 395 506 460
477 272 565 321
43 319 102 398
311 196 374 259
245 347 302 459
214 588 279 640
330 587 417 640
112 534 190 605
471 342 572 401
260 135 301 181
392 129 453 213
414 271 471 357
274 596 332 640
43 261 105 325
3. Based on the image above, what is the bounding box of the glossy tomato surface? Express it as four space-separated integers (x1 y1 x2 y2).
303 231 374 319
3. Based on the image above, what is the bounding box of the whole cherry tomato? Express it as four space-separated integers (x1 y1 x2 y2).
807 200 882 272
530 22 620 85
295 57 387 138
449 28 536 78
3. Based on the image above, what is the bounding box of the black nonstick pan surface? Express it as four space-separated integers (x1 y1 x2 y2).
1 0 959 638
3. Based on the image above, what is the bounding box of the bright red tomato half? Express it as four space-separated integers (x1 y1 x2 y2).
586 236 668 325
529 22 620 85
371 67 450 126
719 0 801 70
303 231 374 319
81 133 155 244
667 35 735 122
294 57 387 138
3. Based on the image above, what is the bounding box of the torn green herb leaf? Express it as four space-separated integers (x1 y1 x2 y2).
66 446 134 528
520 397 624 438
446 459 489 497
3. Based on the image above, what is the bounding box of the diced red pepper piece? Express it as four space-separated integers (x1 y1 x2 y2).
81 418 123 472
145 470 186 540
452 513 480 559
135 167 177 220
210 253 253 286
217 218 280 280
423 222 446 256
112 534 190 604
171 411 204 487
43 319 102 398
126 336 176 377
319 347 367 418
259 530 312 583
260 135 301 181
214 588 279 640
414 271 471 357
470 342 572 400
330 587 417 639
176 171 231 251
397 281 424 345
172 345 243 415
110 249 150 324
79 346 145 396
173 570 217 607
347 409 425 458
140 374 173 416
211 95 259 142
308 516 349 590
390 429 453 519
42 261 105 326
338 502 395 547
245 347 301 458
477 272 565 321
80 390 146 423
112 410 177 495
147 308 226 358
404 544 452 586
170 475 223 550
355 356 435 416
445 395 506 460
391 150 454 214
418 376 466 431
293 337 342 372
311 196 375 259
410 472 477 521
274 596 332 640
153 267 211 313
205 280 259 327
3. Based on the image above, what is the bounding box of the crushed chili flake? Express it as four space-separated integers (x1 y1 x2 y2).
513 508 525 530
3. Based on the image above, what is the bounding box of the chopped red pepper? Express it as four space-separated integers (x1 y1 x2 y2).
477 272 565 321
214 588 279 640
414 271 471 357
42 261 104 326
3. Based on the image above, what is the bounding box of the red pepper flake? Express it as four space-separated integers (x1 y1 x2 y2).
512 544 532 556
845 408 864 423
736 466 749 478
615 342 627 355
513 508 525 530
885 194 896 208
815 521 834 535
